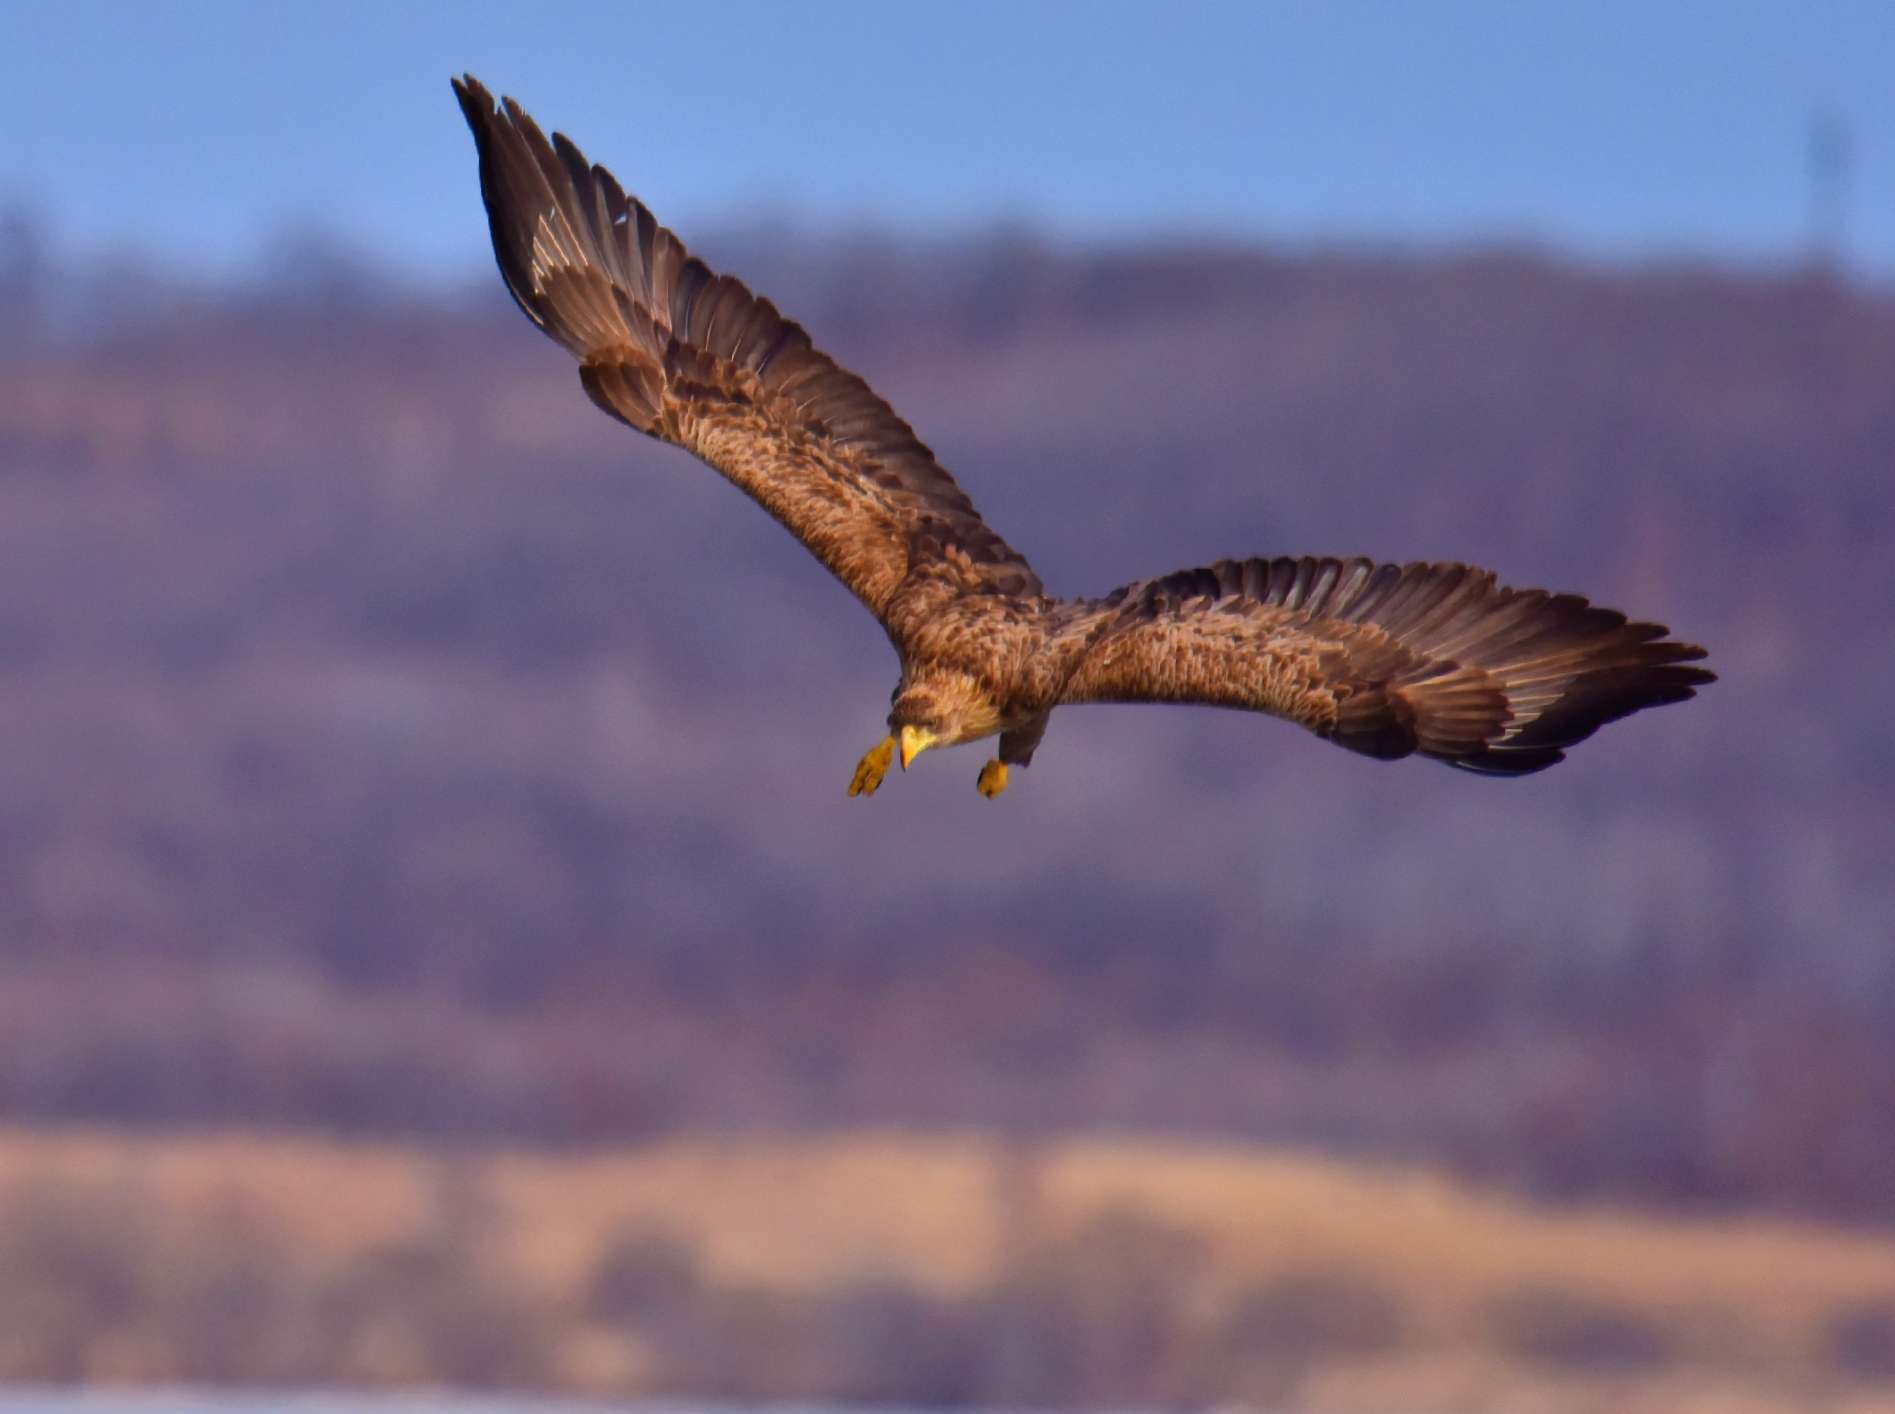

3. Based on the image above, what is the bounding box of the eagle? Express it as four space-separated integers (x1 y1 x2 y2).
453 76 1712 800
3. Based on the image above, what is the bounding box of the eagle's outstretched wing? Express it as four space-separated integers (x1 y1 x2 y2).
452 76 1040 619
1056 557 1713 774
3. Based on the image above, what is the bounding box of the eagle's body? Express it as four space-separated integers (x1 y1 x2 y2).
454 77 1713 798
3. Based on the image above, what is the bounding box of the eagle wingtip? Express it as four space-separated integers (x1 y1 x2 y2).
450 74 500 139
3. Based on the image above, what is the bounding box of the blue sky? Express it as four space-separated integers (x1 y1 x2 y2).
6 1 1894 283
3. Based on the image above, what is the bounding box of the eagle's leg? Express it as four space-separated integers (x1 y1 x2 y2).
848 735 897 797
978 714 1049 799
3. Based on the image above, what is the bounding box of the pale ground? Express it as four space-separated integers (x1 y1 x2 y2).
3 1126 1894 1412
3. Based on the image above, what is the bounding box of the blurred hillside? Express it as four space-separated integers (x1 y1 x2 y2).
0 217 1889 1220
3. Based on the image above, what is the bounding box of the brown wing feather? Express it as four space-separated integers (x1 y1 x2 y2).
452 76 1039 619
1057 556 1714 775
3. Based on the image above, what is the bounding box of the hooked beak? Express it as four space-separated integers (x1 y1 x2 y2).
898 724 937 770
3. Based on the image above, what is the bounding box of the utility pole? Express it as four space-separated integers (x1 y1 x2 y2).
1807 106 1852 274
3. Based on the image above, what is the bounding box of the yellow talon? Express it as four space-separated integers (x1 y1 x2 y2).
848 735 896 797
976 760 1010 799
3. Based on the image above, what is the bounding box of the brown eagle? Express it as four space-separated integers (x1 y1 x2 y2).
453 76 1712 800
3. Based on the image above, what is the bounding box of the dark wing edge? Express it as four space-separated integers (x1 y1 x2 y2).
1055 556 1714 776
451 75 1039 616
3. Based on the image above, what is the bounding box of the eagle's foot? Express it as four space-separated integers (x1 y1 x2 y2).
848 736 897 797
976 759 1010 799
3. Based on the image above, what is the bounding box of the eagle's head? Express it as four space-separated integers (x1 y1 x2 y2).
887 670 1003 768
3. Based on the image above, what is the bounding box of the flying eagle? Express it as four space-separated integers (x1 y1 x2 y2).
453 76 1712 799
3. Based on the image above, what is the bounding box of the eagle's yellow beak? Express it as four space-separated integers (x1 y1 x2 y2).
898 724 936 770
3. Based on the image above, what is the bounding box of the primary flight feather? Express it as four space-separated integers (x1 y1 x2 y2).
452 76 1713 799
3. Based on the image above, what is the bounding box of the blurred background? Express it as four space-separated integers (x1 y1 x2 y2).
2 3 1892 1411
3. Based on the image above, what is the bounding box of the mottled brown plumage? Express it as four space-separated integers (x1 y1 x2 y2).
454 76 1713 796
